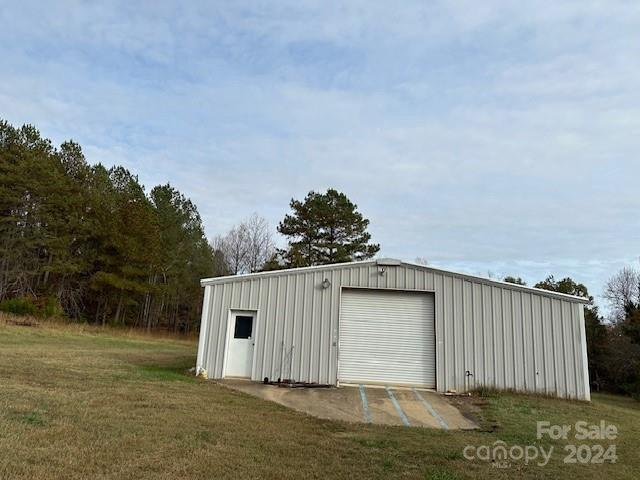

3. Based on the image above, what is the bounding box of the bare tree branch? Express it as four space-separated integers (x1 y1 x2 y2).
604 266 640 321
214 214 274 274
245 213 275 273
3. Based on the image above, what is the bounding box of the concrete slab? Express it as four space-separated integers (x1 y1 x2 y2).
217 380 477 430
393 389 440 428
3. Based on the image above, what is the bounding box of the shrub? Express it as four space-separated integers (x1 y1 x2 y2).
0 297 38 316
0 295 65 319
602 333 640 398
39 296 64 318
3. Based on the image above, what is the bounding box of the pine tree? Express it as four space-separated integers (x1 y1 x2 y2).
1 118 214 332
276 189 380 267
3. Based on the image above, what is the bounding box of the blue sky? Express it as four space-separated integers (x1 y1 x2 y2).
1 1 639 310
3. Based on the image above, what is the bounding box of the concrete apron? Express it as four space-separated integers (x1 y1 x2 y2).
218 380 477 430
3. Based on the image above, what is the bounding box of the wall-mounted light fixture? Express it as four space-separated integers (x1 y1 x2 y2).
321 278 331 289
376 258 400 276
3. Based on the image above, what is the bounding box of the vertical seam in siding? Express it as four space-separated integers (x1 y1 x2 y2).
550 299 558 397
480 285 485 386
319 275 324 383
440 274 446 392
510 291 516 388
490 287 496 388
569 304 578 397
463 282 468 391
452 278 457 390
530 295 537 391
299 275 307 381
559 303 568 397
539 297 546 393
469 282 473 390
520 293 527 391
262 278 271 378
308 274 315 381
501 289 507 388
280 275 289 380
254 280 262 380
291 274 298 381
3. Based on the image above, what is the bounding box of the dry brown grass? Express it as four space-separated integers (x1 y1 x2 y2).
1 316 638 479
0 312 198 342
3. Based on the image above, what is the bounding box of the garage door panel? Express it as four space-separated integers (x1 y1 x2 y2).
338 289 436 388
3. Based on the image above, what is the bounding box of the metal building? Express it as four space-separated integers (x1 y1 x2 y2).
196 258 591 400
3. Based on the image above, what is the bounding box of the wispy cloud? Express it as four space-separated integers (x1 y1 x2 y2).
1 1 638 307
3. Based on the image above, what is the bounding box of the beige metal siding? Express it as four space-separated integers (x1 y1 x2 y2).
197 261 590 400
338 289 435 387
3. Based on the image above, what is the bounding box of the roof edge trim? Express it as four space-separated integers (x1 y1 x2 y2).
200 259 591 304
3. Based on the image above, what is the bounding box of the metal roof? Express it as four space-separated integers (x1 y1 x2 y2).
200 258 591 304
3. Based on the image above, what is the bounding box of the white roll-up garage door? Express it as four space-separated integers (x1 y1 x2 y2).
339 288 436 388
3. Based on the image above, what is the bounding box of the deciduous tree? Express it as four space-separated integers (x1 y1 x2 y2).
604 267 640 321
214 214 274 274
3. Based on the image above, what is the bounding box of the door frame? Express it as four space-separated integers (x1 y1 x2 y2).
222 309 258 378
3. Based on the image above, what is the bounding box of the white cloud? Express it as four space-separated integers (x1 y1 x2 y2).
0 1 638 307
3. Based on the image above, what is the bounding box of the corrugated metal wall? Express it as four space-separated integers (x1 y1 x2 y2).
197 261 590 400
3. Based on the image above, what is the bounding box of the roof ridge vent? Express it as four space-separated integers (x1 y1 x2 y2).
376 258 402 266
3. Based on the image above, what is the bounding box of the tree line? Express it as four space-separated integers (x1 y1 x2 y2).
2 118 637 398
1 120 381 332
0 120 214 332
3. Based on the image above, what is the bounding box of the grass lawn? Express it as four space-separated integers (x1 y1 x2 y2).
1 318 638 479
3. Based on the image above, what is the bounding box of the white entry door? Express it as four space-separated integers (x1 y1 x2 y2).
225 312 255 378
